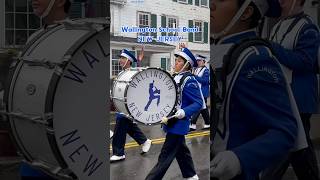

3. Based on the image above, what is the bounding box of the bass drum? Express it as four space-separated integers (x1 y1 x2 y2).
3 18 109 180
112 67 177 125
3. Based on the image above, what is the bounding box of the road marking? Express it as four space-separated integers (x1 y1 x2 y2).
109 131 210 150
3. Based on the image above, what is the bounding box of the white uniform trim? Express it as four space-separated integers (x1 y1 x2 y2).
194 67 206 77
175 52 193 67
120 52 134 62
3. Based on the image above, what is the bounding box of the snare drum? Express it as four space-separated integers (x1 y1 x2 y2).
112 67 177 125
3 18 109 180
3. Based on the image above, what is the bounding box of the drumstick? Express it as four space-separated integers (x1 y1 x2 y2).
166 115 178 120
160 115 178 125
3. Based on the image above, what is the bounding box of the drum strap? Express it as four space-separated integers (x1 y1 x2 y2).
210 38 275 160
165 72 193 127
175 72 194 95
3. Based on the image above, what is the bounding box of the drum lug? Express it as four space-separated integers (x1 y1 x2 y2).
54 66 64 76
118 113 134 121
0 111 53 125
111 97 127 102
20 57 62 69
46 127 55 134
23 160 74 180
19 57 70 69
114 80 130 84
61 18 106 32
62 55 72 62
9 59 19 68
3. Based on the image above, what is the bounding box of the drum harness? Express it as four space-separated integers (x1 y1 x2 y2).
0 19 110 125
164 72 194 127
210 38 276 161
210 15 317 178
270 12 320 73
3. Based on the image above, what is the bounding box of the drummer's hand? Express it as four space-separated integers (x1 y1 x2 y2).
211 151 241 180
180 43 186 49
160 117 169 125
175 109 185 119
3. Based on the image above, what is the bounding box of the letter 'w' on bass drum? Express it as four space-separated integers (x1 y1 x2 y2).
112 67 178 125
2 18 109 180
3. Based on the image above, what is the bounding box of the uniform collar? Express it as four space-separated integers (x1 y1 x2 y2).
216 29 257 45
282 11 304 21
177 71 191 76
43 17 70 29
173 71 192 77
43 23 57 29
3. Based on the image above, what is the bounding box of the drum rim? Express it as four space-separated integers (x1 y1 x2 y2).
111 68 144 115
3 60 32 160
42 27 106 177
22 24 63 57
4 23 108 178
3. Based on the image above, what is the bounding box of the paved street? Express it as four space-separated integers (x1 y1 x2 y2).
1 115 320 180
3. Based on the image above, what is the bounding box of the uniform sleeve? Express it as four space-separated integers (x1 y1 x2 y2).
195 68 210 85
230 53 298 179
271 23 320 72
182 78 203 118
116 112 127 120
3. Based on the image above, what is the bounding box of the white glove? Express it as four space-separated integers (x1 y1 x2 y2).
211 151 241 180
160 117 169 125
175 109 185 119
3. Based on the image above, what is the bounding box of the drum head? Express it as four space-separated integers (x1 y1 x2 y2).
126 68 177 125
5 19 109 180
53 27 108 179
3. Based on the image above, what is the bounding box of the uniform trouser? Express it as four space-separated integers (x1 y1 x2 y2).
21 177 56 180
112 117 147 156
191 98 210 125
260 113 319 180
145 133 197 180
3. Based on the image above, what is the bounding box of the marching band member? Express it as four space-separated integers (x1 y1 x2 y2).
261 0 320 179
28 0 72 42
145 48 204 180
110 49 152 162
110 130 114 139
20 0 72 179
210 0 305 179
189 54 210 131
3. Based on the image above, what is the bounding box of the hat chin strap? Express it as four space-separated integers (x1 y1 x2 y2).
122 59 130 70
213 0 253 39
176 62 190 74
40 0 56 18
288 0 297 16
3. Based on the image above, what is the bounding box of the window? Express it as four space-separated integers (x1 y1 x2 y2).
194 21 203 42
161 58 171 71
178 0 187 3
110 8 114 34
318 5 320 27
4 0 85 47
4 0 42 47
111 49 123 77
201 0 208 7
138 12 151 36
166 58 171 71
167 17 178 36
188 20 208 43
69 2 85 18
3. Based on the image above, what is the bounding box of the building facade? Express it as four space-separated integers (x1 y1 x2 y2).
0 0 104 51
305 0 320 24
110 0 210 77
